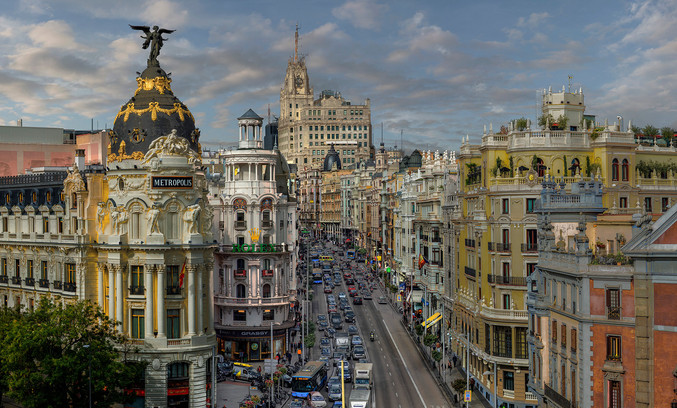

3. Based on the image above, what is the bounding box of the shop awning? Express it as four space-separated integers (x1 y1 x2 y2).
411 290 423 303
422 312 442 329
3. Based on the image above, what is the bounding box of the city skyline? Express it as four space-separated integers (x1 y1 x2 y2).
0 0 675 153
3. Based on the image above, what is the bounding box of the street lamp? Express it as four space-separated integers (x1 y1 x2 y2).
83 344 92 408
483 362 498 408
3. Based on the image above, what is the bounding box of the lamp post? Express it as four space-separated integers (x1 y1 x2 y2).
483 361 498 408
83 344 92 408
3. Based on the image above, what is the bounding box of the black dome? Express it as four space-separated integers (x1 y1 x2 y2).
110 64 199 161
323 145 341 171
408 150 422 167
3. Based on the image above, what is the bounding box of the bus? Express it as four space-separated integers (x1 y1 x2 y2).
346 250 355 259
312 270 323 284
320 256 333 262
291 361 328 398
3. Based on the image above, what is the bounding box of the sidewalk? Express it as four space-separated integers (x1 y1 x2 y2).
446 364 492 408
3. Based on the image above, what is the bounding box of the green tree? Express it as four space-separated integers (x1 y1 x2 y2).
538 113 554 129
514 117 528 131
643 125 659 137
0 298 145 408
0 305 22 404
631 125 642 135
555 115 569 130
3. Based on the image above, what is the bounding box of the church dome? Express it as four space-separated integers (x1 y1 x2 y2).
323 144 341 171
110 64 199 161
408 150 422 168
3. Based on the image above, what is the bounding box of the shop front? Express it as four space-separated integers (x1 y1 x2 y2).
216 323 294 363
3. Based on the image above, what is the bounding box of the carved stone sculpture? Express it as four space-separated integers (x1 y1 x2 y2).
184 204 201 234
147 204 161 235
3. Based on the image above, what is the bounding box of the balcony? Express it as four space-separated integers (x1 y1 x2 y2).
607 306 621 320
214 295 288 306
487 275 527 286
11 276 21 285
464 266 476 278
464 238 476 248
53 280 62 289
495 242 511 253
234 220 247 230
166 286 181 295
0 275 7 284
25 277 35 286
234 269 247 278
261 220 273 229
545 383 571 408
63 282 76 292
521 242 538 253
262 269 274 277
129 286 145 296
39 279 50 288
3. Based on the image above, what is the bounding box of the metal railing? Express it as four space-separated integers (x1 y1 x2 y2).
11 276 21 285
495 242 511 252
607 306 621 320
129 286 145 295
234 220 247 230
464 266 476 278
0 275 7 284
261 220 273 229
487 275 527 286
25 277 35 286
63 282 76 292
166 286 181 295
545 383 572 408
53 280 62 289
522 242 538 252
39 279 49 288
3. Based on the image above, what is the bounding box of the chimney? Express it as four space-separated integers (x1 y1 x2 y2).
75 149 86 170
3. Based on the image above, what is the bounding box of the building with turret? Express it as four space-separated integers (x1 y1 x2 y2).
209 109 298 362
277 27 372 170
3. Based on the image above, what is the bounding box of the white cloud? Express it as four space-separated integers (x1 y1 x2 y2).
517 12 550 28
28 20 89 51
387 12 458 63
332 0 388 30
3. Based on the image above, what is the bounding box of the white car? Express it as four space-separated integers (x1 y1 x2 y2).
308 391 327 407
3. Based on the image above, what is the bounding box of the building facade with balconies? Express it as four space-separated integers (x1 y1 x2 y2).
210 109 298 363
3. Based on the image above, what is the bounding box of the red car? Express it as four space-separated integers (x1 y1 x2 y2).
324 286 333 294
353 296 363 305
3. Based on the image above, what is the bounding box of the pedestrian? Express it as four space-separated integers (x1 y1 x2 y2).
257 365 262 374
452 355 458 367
276 353 281 363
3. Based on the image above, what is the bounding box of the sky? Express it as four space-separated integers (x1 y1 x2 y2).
0 0 676 153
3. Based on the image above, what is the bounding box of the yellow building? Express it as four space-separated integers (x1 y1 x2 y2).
450 87 677 408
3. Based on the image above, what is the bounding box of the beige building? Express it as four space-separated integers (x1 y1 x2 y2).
277 28 372 170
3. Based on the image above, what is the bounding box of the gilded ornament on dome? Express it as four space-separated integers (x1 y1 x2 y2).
190 128 200 143
135 76 173 95
115 102 194 123
108 130 118 145
129 128 146 144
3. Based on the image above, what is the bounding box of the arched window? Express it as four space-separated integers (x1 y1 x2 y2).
262 284 271 298
621 159 629 181
45 191 51 203
236 284 246 298
612 159 619 181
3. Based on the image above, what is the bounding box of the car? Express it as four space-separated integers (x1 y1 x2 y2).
281 373 293 388
378 296 387 304
338 292 347 300
335 345 350 356
362 291 372 300
343 306 353 314
351 335 363 347
319 356 331 370
325 327 336 338
324 286 333 294
328 383 343 401
353 296 363 305
308 390 328 406
352 345 366 360
326 375 341 391
290 399 306 408
332 352 346 366
357 358 369 364
328 304 338 313
318 321 329 331
320 337 331 347
345 278 354 285
343 273 351 279
348 325 359 336
335 361 352 382
332 402 343 408
327 294 336 302
321 346 332 357
344 312 355 323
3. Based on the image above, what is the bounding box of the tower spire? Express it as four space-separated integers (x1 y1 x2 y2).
294 24 299 63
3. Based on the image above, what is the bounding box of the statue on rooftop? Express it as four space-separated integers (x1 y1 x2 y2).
129 24 175 66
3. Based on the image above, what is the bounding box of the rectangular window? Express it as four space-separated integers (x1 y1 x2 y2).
607 335 621 361
485 323 491 353
167 265 180 294
606 288 620 320
571 328 577 352
42 217 48 233
644 197 652 213
41 261 48 280
65 263 76 283
27 260 33 279
131 309 144 339
526 198 536 213
234 310 246 321
1 258 6 276
609 380 621 408
131 265 144 293
515 327 527 359
619 197 627 208
502 198 509 214
502 229 509 245
662 197 669 212
493 326 512 358
503 371 514 391
263 309 273 321
552 320 558 343
15 259 20 277
561 324 567 348
167 309 180 339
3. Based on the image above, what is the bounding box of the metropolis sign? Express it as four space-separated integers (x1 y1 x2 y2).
151 176 193 189
232 244 279 253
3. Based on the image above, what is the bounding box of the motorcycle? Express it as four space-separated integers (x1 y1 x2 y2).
370 332 375 341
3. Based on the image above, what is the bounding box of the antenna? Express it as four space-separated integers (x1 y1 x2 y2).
294 23 299 63
381 122 383 145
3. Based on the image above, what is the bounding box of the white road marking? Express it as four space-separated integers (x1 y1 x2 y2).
384 318 427 408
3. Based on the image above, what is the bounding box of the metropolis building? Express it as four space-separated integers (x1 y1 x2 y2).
209 110 298 362
0 34 215 407
277 28 373 170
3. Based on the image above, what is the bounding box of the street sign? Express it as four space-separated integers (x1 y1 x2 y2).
397 295 401 302
464 390 471 402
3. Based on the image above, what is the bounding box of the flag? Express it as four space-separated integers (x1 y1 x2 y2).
418 254 427 270
178 259 186 288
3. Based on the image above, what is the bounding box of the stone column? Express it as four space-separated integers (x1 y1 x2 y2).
97 263 105 309
115 264 124 333
206 261 214 334
156 265 166 338
144 265 154 339
187 265 196 335
196 265 203 334
108 264 115 320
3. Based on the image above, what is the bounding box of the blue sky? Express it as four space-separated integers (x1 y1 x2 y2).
0 0 675 153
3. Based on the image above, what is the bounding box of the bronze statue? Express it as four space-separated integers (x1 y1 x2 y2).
129 24 175 66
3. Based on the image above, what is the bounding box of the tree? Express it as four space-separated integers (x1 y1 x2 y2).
643 125 659 138
538 114 554 129
555 115 569 130
0 298 145 408
514 117 528 131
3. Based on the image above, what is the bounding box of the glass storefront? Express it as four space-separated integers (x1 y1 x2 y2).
218 332 287 362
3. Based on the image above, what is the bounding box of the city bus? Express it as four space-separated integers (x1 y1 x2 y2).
320 255 333 262
291 361 328 398
346 250 355 259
